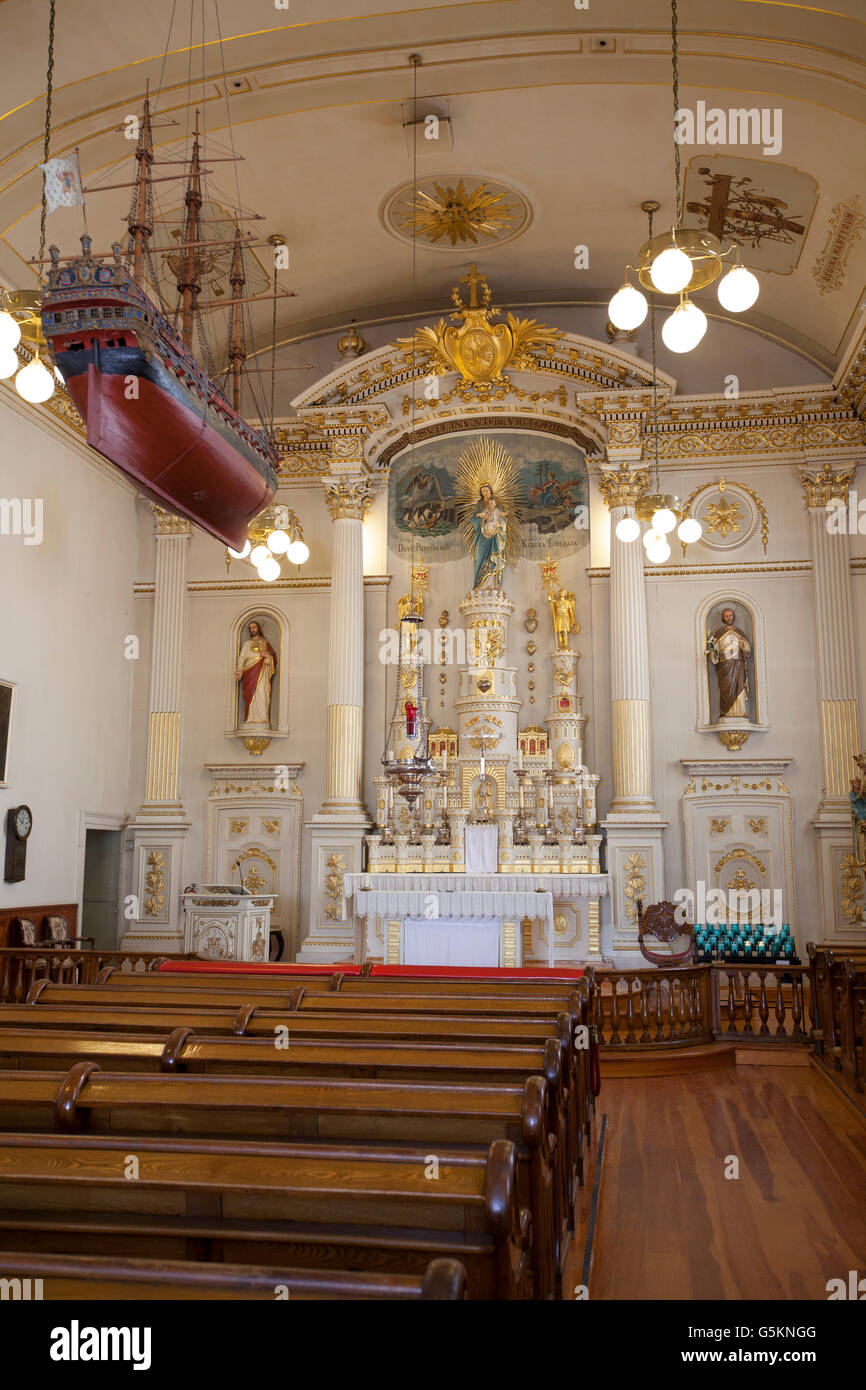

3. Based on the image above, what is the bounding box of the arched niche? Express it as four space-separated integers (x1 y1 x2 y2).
224 604 290 739
694 589 769 738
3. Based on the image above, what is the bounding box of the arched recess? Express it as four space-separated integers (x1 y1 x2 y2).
695 588 770 735
224 603 291 738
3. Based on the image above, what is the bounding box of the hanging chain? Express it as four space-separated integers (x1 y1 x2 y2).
671 0 681 226
270 260 278 435
37 0 57 287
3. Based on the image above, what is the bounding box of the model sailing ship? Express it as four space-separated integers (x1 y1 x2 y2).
39 100 280 550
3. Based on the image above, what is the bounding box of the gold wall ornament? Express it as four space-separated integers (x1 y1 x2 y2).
717 729 750 750
554 912 569 936
681 476 769 555
398 265 562 392
704 495 742 539
715 848 765 877
812 195 865 296
262 818 280 835
799 461 856 509
710 817 729 835
243 736 271 756
599 463 651 510
623 852 647 924
229 819 248 836
143 851 166 918
524 612 538 634
747 817 768 836
323 852 346 922
556 743 575 771
840 852 866 924
243 866 268 893
149 503 193 537
323 476 374 521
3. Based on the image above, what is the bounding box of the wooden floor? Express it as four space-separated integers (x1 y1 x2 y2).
589 1064 866 1300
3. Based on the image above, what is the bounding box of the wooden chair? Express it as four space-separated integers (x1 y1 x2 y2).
12 918 39 948
41 916 94 950
636 900 695 968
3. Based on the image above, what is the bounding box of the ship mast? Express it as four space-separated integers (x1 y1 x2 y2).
227 227 247 413
127 95 154 282
177 111 204 348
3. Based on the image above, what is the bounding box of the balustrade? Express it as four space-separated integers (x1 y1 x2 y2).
594 963 810 1048
0 948 175 1003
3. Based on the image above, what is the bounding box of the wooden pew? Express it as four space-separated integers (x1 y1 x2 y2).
0 1065 560 1299
0 1020 582 1200
0 1130 513 1292
0 1250 468 1300
807 945 866 1092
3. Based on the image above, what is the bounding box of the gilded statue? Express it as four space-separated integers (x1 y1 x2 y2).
548 588 578 651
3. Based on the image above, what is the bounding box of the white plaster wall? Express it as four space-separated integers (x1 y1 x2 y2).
0 394 138 912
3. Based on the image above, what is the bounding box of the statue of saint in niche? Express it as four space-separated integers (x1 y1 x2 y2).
235 619 277 729
850 753 866 867
706 605 752 720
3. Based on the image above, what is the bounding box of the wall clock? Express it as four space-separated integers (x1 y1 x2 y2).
4 804 32 883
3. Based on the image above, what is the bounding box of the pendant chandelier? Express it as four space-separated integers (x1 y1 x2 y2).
607 0 759 351
615 268 703 562
380 55 435 804
226 503 309 581
0 0 59 404
382 594 435 805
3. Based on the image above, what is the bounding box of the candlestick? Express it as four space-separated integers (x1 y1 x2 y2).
546 747 553 770
517 746 524 770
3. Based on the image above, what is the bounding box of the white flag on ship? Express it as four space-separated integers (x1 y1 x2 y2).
39 155 84 213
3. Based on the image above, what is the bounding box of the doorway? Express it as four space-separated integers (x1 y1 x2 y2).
81 829 122 949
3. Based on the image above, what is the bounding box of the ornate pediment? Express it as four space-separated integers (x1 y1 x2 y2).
398 265 562 392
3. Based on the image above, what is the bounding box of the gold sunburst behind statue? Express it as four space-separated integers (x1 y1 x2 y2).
455 436 525 583
398 180 517 246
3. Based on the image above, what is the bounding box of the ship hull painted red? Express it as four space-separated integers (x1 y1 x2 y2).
64 365 272 550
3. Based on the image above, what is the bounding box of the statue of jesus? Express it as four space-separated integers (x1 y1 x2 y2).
235 620 277 729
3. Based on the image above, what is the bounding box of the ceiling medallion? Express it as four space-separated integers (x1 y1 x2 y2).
398 264 561 391
382 175 531 251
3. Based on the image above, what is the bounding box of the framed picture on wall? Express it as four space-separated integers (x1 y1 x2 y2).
0 680 14 787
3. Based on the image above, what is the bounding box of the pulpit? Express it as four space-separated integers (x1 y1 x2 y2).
181 886 274 962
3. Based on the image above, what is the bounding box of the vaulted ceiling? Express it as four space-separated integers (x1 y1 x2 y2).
1 0 864 410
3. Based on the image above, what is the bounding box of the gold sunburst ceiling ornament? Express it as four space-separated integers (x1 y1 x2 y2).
399 179 517 246
382 175 532 251
398 264 562 391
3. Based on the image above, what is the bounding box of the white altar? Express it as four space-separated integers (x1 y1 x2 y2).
345 871 610 966
181 887 274 962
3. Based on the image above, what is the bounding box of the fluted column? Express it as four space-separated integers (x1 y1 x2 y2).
598 450 667 961
801 462 865 943
801 463 859 805
321 476 373 811
143 508 191 809
123 506 192 954
300 452 374 961
600 461 655 811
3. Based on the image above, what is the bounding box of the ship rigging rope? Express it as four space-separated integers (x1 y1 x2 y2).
37 0 56 287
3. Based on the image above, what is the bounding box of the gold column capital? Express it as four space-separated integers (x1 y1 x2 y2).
149 503 192 536
799 461 856 509
599 463 650 511
323 476 374 521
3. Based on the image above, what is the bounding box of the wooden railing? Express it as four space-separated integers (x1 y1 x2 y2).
0 948 178 1004
595 963 811 1048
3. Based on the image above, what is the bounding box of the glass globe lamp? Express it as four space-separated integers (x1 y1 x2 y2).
608 283 648 331
649 243 692 294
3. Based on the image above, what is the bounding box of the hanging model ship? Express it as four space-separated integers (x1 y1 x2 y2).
39 101 283 550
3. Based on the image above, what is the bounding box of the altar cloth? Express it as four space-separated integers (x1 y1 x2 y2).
402 915 502 967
